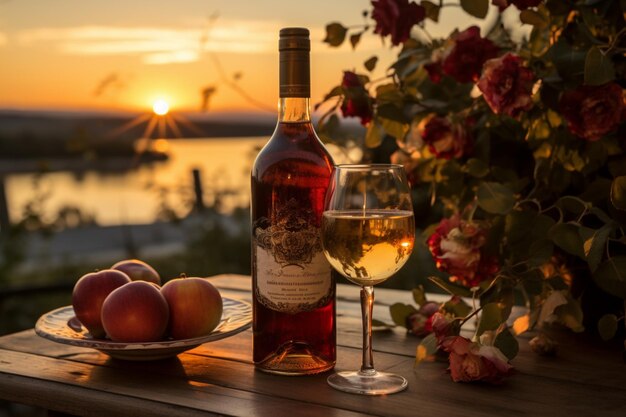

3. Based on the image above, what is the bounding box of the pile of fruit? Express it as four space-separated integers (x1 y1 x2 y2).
71 259 223 343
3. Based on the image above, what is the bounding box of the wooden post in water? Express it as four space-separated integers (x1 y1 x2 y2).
192 168 205 212
0 176 10 237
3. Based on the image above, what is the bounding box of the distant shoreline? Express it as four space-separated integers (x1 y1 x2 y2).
0 156 167 175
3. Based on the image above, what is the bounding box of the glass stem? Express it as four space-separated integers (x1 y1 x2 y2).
360 285 375 375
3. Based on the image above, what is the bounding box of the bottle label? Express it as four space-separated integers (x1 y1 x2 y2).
254 199 332 314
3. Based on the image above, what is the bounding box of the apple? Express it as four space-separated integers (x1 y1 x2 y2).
72 269 131 338
161 277 223 340
101 281 170 343
111 259 161 285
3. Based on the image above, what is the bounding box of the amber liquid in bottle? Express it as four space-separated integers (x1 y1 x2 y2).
251 28 336 375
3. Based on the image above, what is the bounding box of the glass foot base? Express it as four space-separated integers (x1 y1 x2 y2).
327 370 408 395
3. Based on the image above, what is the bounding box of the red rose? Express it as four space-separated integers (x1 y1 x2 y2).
441 336 513 383
477 53 535 118
431 312 461 344
371 0 425 46
492 0 542 11
421 115 472 159
406 301 440 337
559 82 624 141
440 26 499 84
340 71 373 126
427 213 499 288
424 62 443 83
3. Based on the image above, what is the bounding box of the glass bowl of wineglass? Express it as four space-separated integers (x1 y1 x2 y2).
321 164 415 395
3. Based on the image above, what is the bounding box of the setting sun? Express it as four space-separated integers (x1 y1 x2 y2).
152 99 170 116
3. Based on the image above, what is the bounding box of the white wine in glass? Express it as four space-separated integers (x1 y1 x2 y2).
321 164 415 395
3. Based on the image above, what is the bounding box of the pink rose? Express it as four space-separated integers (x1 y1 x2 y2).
421 115 472 159
441 336 513 383
340 71 373 126
440 26 499 84
431 312 460 343
427 214 499 288
559 82 624 141
477 53 535 118
406 301 440 337
371 0 425 46
492 0 542 11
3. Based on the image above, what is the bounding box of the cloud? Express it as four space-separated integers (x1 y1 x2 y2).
16 20 279 64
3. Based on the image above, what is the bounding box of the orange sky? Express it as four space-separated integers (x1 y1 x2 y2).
0 0 511 114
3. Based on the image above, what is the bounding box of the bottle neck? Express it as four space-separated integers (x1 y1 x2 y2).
278 97 311 123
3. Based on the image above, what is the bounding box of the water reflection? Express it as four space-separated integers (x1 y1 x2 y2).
5 138 265 226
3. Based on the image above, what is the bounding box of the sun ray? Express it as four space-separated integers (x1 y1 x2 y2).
142 115 159 140
104 113 152 140
170 113 206 137
158 117 166 138
165 115 183 138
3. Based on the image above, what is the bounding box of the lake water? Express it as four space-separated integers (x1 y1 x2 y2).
5 137 267 226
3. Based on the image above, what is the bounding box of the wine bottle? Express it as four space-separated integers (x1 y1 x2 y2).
251 27 336 375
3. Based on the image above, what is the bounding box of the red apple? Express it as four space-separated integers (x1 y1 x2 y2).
72 269 131 338
161 277 223 340
111 259 161 285
101 281 170 343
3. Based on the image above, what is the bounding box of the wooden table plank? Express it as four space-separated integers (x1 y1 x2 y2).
0 348 373 417
1 274 625 417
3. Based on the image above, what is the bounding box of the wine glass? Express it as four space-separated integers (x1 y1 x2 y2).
321 164 415 395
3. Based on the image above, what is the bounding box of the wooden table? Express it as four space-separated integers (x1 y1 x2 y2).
1 274 625 416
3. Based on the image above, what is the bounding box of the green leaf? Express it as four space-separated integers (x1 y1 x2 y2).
443 297 472 318
412 286 427 306
521 269 544 295
376 83 403 104
505 210 536 243
322 86 343 101
476 303 503 336
365 121 382 148
585 46 615 86
323 22 347 47
582 224 613 272
549 223 584 258
428 276 473 297
379 117 408 141
350 32 362 50
593 257 626 299
464 158 489 178
421 0 440 22
494 328 519 360
389 303 417 326
371 318 396 331
610 176 626 210
597 314 619 341
528 239 555 267
532 214 556 240
556 196 590 216
549 37 587 82
364 56 378 72
520 10 548 28
555 299 585 333
460 0 488 18
476 182 515 215
416 333 438 365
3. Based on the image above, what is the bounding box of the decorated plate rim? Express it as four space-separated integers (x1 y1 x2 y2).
35 297 251 351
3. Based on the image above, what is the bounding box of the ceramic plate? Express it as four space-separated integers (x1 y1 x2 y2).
35 297 251 361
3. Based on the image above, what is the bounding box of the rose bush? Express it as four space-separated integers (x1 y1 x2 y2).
321 0 626 382
427 213 499 288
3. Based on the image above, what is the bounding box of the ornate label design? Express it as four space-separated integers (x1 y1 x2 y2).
254 199 333 314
